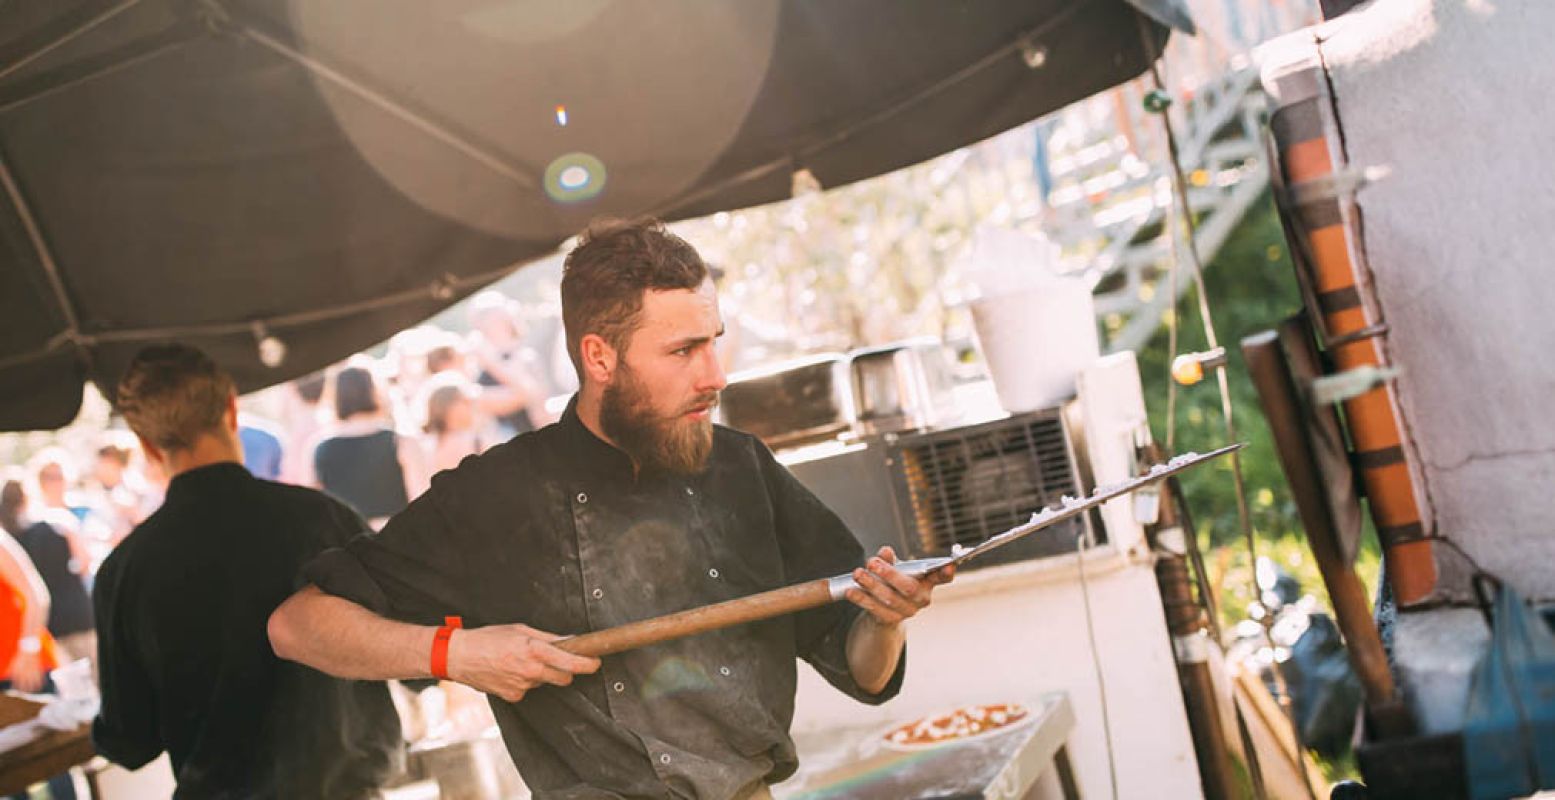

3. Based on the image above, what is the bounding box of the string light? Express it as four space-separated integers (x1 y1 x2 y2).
252 322 286 368
1170 347 1226 386
790 168 821 198
1020 40 1048 69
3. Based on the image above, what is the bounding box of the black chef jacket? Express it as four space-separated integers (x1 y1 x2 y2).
304 400 903 799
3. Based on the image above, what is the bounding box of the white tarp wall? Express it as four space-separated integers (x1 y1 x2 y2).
1263 0 1555 732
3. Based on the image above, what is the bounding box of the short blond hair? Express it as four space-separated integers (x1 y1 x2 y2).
115 344 236 452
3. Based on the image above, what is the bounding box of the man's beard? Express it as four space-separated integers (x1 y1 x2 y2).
599 363 718 476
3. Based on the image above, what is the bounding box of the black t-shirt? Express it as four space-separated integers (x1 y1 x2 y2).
15 522 93 637
313 428 410 519
92 463 401 799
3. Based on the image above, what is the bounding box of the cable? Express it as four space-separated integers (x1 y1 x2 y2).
1133 12 1314 799
1145 30 1183 454
1428 534 1488 576
1169 475 1224 643
1074 529 1120 800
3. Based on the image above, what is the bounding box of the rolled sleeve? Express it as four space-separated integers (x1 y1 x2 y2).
800 603 907 705
301 545 391 614
755 438 906 704
301 476 472 626
91 556 162 769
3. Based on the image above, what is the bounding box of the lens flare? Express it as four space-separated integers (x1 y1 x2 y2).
559 165 589 190
543 152 607 203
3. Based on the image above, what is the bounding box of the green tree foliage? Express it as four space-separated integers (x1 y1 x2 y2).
1136 192 1304 548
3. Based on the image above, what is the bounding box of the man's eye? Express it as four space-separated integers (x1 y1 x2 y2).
673 346 692 356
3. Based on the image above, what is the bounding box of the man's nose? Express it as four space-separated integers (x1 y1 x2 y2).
697 348 727 394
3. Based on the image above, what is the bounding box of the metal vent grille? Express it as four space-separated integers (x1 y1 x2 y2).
893 412 1086 559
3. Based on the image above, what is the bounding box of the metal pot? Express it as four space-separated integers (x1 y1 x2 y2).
849 339 957 437
717 353 853 449
405 730 525 800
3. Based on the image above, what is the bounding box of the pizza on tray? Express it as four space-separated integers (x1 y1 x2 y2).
883 702 1030 748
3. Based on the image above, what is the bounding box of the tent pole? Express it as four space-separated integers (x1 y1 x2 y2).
0 26 202 117
0 152 85 346
0 0 146 83
198 0 536 190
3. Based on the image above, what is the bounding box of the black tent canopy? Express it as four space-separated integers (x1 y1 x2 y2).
0 0 1184 431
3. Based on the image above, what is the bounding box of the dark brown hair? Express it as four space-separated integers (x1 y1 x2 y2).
293 370 327 404
422 376 471 435
425 344 462 375
560 217 708 378
115 344 236 452
0 479 25 537
333 366 380 421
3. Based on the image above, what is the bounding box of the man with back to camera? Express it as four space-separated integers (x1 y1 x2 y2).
268 218 955 799
93 344 401 798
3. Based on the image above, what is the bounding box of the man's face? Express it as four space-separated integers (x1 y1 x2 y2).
599 281 727 475
37 465 66 505
446 395 475 433
475 308 522 349
95 456 123 489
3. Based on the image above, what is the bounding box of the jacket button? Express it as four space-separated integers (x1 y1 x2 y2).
576 492 588 504
708 568 720 579
613 681 625 693
591 588 604 599
659 754 672 765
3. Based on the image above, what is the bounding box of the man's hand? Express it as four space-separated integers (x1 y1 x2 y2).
446 623 601 704
8 651 44 693
844 546 955 626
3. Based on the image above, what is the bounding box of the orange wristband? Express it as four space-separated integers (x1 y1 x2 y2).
431 616 462 680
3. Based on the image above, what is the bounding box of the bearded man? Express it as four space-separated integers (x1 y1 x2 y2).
269 218 952 800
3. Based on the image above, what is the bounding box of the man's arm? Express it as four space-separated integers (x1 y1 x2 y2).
93 636 162 768
841 546 954 694
845 616 905 695
268 586 600 703
268 586 431 680
752 435 953 699
91 558 162 769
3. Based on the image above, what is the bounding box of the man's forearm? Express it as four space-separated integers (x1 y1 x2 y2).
845 614 905 695
268 585 435 681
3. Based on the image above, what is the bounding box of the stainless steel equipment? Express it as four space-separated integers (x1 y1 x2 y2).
718 354 852 449
403 731 524 800
785 407 1097 570
848 338 959 437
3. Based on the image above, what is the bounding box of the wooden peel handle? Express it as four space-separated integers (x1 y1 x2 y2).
554 578 836 658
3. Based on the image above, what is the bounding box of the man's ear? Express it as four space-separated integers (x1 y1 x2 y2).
579 334 617 386
134 434 165 469
225 393 239 433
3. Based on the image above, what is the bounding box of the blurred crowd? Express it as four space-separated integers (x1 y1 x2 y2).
0 290 569 700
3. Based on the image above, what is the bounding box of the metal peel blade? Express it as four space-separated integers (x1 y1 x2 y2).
832 442 1245 595
560 443 1243 657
